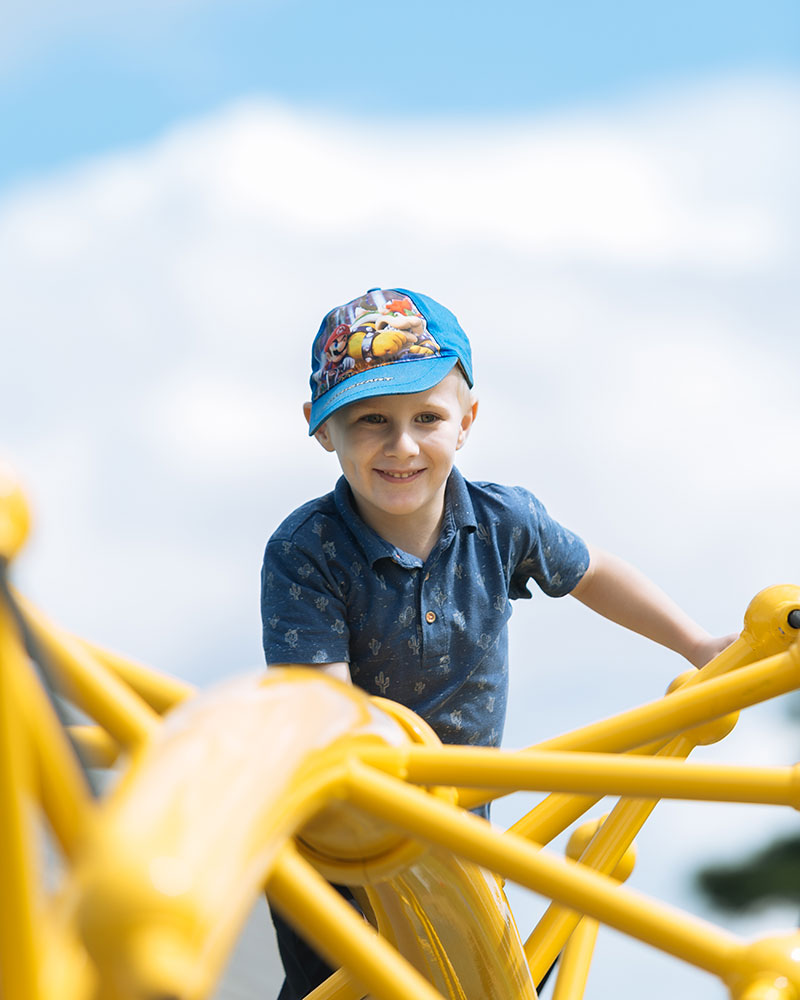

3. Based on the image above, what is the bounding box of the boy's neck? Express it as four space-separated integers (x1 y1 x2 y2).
352 492 447 563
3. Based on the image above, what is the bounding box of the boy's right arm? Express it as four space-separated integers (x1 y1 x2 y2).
268 661 352 684
262 533 353 678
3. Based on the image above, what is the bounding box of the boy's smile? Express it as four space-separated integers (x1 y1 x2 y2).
305 369 477 559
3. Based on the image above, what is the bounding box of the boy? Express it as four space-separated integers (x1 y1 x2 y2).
261 287 733 997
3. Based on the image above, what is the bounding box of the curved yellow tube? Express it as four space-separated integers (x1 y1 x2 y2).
71 668 537 1000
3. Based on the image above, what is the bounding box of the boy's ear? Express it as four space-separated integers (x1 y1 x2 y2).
303 401 336 453
456 397 479 450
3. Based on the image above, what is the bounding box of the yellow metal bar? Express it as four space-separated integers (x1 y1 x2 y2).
0 602 43 999
67 724 120 768
80 638 195 713
459 642 800 810
305 968 364 1000
524 736 691 980
551 918 599 1000
345 760 742 979
16 594 159 748
509 793 602 847
16 647 93 859
267 843 447 1000
361 744 800 807
524 703 736 981
505 740 678 845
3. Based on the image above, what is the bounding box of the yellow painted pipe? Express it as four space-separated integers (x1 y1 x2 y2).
345 760 745 978
17 649 93 859
459 638 800 811
0 602 43 1000
70 670 537 1000
16 595 159 749
361 744 800 807
305 968 364 1000
80 638 195 713
551 918 599 1000
67 724 121 768
525 736 692 979
268 843 447 1000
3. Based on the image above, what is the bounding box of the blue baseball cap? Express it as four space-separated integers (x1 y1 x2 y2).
307 287 473 435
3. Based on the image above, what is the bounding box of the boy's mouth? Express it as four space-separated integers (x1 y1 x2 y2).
375 469 424 481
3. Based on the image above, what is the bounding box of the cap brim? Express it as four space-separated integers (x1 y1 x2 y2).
308 355 458 435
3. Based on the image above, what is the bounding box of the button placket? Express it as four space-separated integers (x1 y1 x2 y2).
419 567 447 659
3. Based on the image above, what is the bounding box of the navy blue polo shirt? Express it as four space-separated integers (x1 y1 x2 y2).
261 469 589 747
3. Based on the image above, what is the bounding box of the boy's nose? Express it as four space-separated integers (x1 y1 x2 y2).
384 426 419 459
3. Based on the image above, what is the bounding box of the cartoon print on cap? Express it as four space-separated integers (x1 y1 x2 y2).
312 289 441 398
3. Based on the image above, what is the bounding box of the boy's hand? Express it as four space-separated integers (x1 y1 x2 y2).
686 633 739 669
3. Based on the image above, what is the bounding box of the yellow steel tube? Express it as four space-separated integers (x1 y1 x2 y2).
305 969 364 1000
459 642 800 810
505 740 679 845
509 793 603 847
551 918 599 1000
16 594 158 748
525 736 691 980
15 647 93 859
0 603 43 1000
346 761 742 979
268 843 447 1000
362 744 800 807
67 724 120 768
80 638 195 713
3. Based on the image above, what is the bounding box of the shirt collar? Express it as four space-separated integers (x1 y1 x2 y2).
333 468 477 569
445 466 478 533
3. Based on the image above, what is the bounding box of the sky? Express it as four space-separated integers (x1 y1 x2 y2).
2 3 799 999
3 0 800 193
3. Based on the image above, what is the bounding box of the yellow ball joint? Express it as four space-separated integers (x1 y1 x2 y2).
567 817 637 883
0 464 31 562
725 932 800 1000
743 585 800 655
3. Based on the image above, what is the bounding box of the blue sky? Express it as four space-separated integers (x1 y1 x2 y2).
3 0 799 193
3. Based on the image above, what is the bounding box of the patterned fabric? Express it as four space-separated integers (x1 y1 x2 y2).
311 291 442 399
261 469 589 747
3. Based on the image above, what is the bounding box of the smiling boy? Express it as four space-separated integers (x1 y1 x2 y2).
261 287 732 997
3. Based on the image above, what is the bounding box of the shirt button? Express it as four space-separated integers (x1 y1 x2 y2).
425 611 436 624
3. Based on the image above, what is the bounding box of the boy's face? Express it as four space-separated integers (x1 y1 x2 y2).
304 370 478 537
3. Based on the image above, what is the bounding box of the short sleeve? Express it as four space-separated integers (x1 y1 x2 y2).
261 537 351 665
507 490 590 600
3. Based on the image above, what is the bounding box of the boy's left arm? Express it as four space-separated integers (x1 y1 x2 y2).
570 544 736 668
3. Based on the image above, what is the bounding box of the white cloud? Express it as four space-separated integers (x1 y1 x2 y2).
1 76 799 1000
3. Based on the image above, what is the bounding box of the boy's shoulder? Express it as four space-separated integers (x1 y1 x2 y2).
267 489 341 547
464 477 546 521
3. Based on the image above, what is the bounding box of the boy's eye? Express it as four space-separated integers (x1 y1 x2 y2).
417 413 440 424
359 413 386 424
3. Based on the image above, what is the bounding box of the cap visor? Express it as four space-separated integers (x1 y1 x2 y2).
308 356 458 435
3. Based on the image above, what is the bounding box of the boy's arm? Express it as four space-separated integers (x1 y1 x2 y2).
570 544 736 668
269 661 352 684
